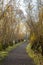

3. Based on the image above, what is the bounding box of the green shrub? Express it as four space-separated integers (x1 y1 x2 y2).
15 40 18 44
9 42 13 46
2 43 8 50
0 43 2 51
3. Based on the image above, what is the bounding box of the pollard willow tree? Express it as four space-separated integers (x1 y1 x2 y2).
26 0 43 55
0 0 18 48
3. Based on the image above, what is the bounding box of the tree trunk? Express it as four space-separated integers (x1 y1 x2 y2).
41 45 43 56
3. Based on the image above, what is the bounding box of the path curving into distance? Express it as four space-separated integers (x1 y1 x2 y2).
1 41 35 65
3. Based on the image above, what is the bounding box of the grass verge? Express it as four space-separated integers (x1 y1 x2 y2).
26 43 43 65
0 42 23 61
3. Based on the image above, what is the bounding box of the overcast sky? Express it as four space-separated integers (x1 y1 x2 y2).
3 0 37 9
3 0 38 22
